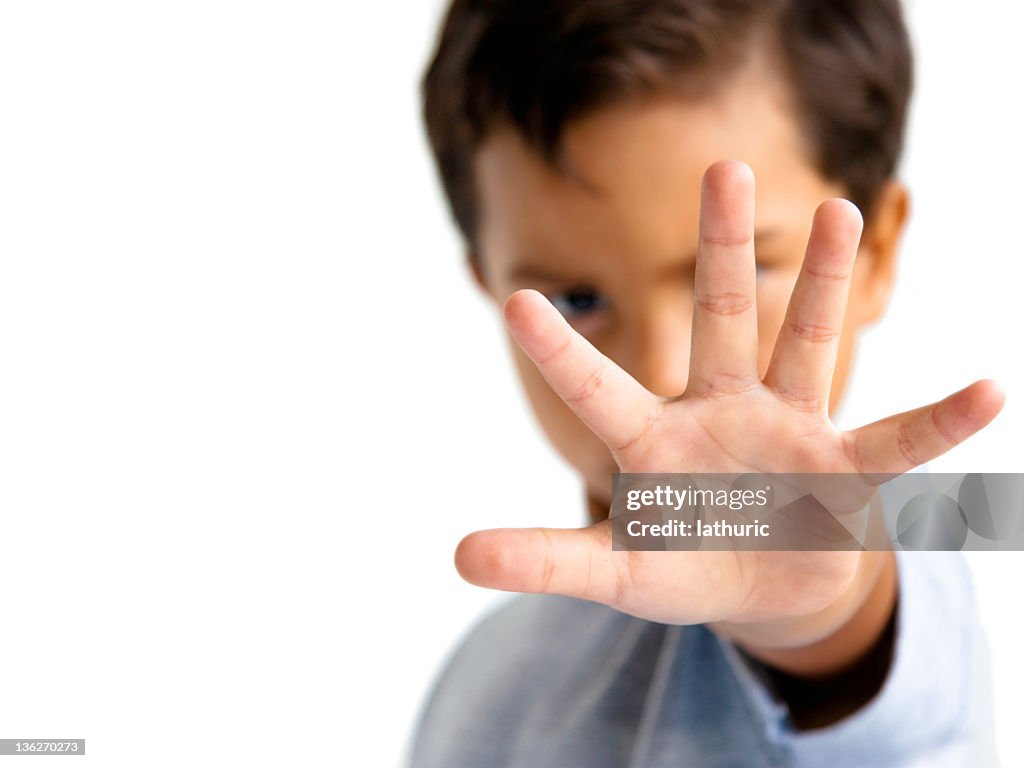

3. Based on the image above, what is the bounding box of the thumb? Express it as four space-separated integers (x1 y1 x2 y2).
454 521 623 608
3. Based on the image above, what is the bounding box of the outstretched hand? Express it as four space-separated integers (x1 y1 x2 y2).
455 160 1003 648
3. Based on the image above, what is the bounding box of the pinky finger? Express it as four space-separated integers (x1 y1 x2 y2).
842 379 1005 476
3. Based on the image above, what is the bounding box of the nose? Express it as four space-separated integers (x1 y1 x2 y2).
622 304 692 399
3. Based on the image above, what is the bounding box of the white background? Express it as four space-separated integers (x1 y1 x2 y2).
0 1 1021 766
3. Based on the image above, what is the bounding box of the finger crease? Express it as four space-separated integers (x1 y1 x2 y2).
787 320 840 343
771 382 825 413
696 292 755 316
565 358 606 404
931 406 959 447
803 266 851 281
700 231 753 247
536 335 572 366
896 422 920 467
691 375 761 401
539 528 556 594
842 432 868 474
612 405 661 455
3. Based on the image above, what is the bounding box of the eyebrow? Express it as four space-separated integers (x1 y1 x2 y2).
507 228 785 284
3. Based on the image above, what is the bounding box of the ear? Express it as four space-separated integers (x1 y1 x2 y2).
467 250 494 298
853 180 910 325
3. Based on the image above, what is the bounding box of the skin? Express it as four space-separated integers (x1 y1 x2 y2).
454 59 1004 710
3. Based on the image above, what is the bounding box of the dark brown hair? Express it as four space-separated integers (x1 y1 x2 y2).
421 0 913 252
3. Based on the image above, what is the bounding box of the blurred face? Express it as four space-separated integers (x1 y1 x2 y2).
472 61 905 517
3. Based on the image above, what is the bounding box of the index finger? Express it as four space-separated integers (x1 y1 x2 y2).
504 289 663 455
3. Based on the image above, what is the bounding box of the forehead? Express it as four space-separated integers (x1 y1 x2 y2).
473 63 844 270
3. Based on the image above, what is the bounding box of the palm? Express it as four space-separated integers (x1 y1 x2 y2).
623 389 851 475
456 160 1003 627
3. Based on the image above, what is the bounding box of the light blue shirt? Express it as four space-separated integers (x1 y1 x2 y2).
409 550 996 767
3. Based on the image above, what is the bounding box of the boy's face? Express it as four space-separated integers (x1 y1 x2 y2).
471 61 907 516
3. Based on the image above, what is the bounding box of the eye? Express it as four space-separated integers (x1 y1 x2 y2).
549 286 608 320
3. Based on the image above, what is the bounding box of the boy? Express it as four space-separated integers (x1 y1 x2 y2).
411 1 1005 765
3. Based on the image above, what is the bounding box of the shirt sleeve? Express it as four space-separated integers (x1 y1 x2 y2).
714 550 998 768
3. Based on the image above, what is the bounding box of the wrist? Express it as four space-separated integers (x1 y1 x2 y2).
710 550 898 677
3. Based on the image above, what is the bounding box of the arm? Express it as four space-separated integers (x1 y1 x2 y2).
586 492 899 729
714 549 898 729
455 160 1003 735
